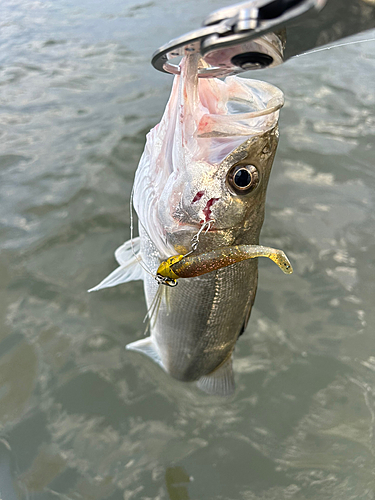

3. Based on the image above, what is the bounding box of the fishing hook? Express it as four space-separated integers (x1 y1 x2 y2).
155 219 215 286
185 219 216 257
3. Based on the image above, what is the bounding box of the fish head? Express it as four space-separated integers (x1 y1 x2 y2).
133 55 284 256
162 126 279 248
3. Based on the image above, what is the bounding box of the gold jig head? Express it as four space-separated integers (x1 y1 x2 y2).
156 255 184 285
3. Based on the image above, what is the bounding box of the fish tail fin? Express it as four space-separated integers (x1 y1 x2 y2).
196 355 235 396
126 337 164 369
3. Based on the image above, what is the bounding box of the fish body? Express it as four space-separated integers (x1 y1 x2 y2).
90 55 287 395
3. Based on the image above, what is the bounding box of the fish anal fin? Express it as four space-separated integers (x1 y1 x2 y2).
197 355 235 396
126 337 164 369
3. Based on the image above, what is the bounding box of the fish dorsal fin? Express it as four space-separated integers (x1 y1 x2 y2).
88 237 144 292
126 337 164 369
197 355 235 396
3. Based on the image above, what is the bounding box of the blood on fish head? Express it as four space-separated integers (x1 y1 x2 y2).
155 125 280 255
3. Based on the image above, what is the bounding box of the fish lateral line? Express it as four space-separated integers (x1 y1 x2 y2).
156 244 293 284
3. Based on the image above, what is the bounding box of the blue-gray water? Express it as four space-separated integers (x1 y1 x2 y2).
1 1 375 499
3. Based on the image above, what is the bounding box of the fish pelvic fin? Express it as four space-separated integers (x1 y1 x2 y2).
126 337 164 369
88 237 144 292
143 285 168 335
196 355 235 397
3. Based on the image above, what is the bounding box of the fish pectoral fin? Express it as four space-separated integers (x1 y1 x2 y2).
114 237 140 265
196 355 235 397
126 337 164 369
88 238 144 292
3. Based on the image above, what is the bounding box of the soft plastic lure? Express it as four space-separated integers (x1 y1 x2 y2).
156 245 293 285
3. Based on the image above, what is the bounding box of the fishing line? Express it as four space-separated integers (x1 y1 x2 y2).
296 37 375 58
129 187 157 279
130 186 178 327
143 286 163 330
130 187 179 286
129 188 167 326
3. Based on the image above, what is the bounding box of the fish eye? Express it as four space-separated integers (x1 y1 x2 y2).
227 164 260 195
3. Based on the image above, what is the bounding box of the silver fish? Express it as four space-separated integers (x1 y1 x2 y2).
89 54 290 396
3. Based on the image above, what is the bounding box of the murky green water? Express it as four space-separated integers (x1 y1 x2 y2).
1 1 375 499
